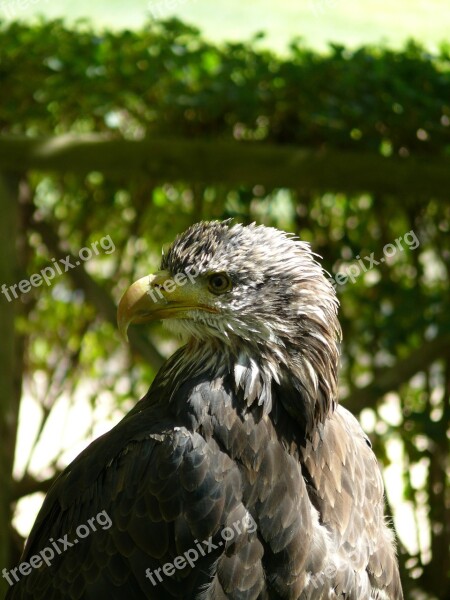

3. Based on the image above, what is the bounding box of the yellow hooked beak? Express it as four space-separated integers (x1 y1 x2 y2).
117 270 218 342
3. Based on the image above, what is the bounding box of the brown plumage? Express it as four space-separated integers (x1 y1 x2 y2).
7 221 403 599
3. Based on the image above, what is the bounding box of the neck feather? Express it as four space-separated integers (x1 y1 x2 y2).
153 332 339 437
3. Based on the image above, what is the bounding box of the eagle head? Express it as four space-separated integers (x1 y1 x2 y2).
118 220 341 425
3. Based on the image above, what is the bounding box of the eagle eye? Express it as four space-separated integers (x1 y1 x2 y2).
207 273 233 295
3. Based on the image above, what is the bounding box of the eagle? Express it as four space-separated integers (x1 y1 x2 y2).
6 220 403 599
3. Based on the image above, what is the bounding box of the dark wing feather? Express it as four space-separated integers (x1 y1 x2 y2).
6 396 251 599
300 404 403 599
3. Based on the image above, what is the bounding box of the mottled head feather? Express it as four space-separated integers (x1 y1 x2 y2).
158 220 341 434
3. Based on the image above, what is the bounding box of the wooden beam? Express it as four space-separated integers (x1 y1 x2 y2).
0 134 449 198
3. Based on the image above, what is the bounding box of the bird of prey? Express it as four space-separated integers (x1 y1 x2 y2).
6 220 403 599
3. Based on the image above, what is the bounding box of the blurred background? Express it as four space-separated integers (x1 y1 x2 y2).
0 1 449 599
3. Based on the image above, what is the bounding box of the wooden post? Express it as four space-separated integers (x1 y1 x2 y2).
0 171 20 598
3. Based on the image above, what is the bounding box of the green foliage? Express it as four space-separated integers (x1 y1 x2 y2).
1 19 450 155
0 18 449 599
